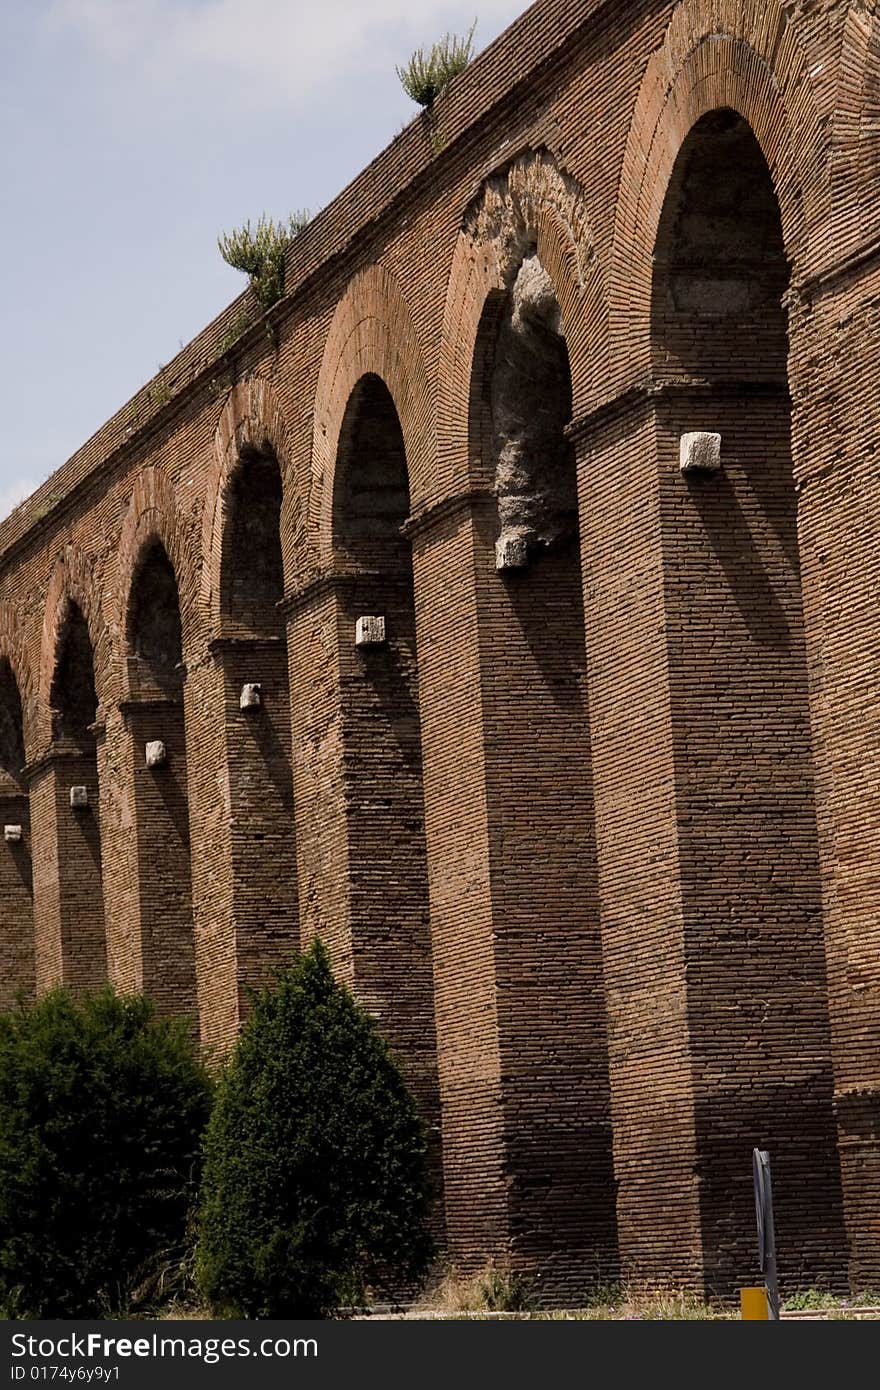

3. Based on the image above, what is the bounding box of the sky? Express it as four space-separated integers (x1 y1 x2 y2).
0 0 527 520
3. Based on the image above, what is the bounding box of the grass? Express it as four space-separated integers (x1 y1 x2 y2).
147 371 172 409
155 1281 880 1322
416 1271 730 1320
782 1289 842 1311
217 310 253 355
396 23 476 107
422 1265 534 1314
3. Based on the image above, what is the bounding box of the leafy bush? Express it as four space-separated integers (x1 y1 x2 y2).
218 211 310 311
396 22 476 107
0 989 212 1318
196 940 432 1317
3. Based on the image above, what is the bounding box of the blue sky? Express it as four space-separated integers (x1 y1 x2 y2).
0 0 526 519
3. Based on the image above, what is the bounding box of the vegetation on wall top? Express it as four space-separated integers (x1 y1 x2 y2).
218 211 311 312
397 21 477 107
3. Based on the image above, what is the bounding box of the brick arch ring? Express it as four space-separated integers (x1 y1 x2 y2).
610 2 831 385
437 147 609 502
115 464 201 691
38 544 117 751
0 601 37 763
202 375 296 629
830 6 880 261
310 262 436 564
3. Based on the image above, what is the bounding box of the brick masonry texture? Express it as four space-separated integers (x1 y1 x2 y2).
0 0 878 1299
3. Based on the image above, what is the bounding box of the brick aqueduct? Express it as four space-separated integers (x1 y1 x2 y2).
1 0 879 1300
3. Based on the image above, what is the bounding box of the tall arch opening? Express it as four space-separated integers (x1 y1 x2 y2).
218 442 298 1003
128 542 184 700
652 109 790 380
0 661 34 1003
41 602 106 989
125 542 196 1016
651 109 845 1290
329 373 441 1188
222 446 284 632
460 251 616 1292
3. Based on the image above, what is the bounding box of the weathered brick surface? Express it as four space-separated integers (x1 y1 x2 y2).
2 0 879 1297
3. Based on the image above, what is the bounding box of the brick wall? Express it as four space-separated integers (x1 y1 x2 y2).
1 0 878 1297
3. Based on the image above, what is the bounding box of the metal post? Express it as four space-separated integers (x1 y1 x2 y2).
753 1148 780 1320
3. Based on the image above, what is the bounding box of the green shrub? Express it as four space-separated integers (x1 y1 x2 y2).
218 211 310 311
0 989 212 1318
479 1265 533 1312
781 1288 841 1312
196 940 432 1317
396 22 476 107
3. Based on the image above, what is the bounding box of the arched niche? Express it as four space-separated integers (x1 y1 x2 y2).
124 540 197 1019
648 106 845 1295
0 659 34 1004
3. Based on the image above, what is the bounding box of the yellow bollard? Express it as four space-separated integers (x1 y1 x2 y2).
741 1287 770 1319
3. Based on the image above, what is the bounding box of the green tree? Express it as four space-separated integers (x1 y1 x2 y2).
0 989 212 1317
196 940 432 1317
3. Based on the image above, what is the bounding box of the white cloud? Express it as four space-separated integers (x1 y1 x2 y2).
45 0 523 111
0 478 36 523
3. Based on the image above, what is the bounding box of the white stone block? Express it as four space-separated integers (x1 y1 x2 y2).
680 431 721 474
355 616 386 647
495 535 529 570
145 740 167 769
240 682 262 710
4 825 22 843
70 785 89 809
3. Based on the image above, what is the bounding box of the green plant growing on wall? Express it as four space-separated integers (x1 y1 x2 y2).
196 940 432 1317
218 211 310 312
148 368 173 409
396 21 477 107
217 310 254 356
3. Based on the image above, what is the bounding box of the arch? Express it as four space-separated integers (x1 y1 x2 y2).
0 601 35 762
309 361 442 1167
832 6 880 254
126 539 186 700
0 660 26 789
201 375 300 1017
123 532 198 1018
311 264 435 557
203 376 296 628
611 6 831 386
442 227 618 1283
332 372 412 568
651 108 790 382
39 546 114 750
35 561 108 994
635 83 846 1293
115 467 199 682
0 649 35 1005
50 602 99 746
439 149 608 499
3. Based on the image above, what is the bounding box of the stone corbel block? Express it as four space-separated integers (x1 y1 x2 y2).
355 616 386 647
145 740 167 769
70 786 89 809
680 431 721 474
495 535 529 571
240 682 262 711
4 825 22 843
